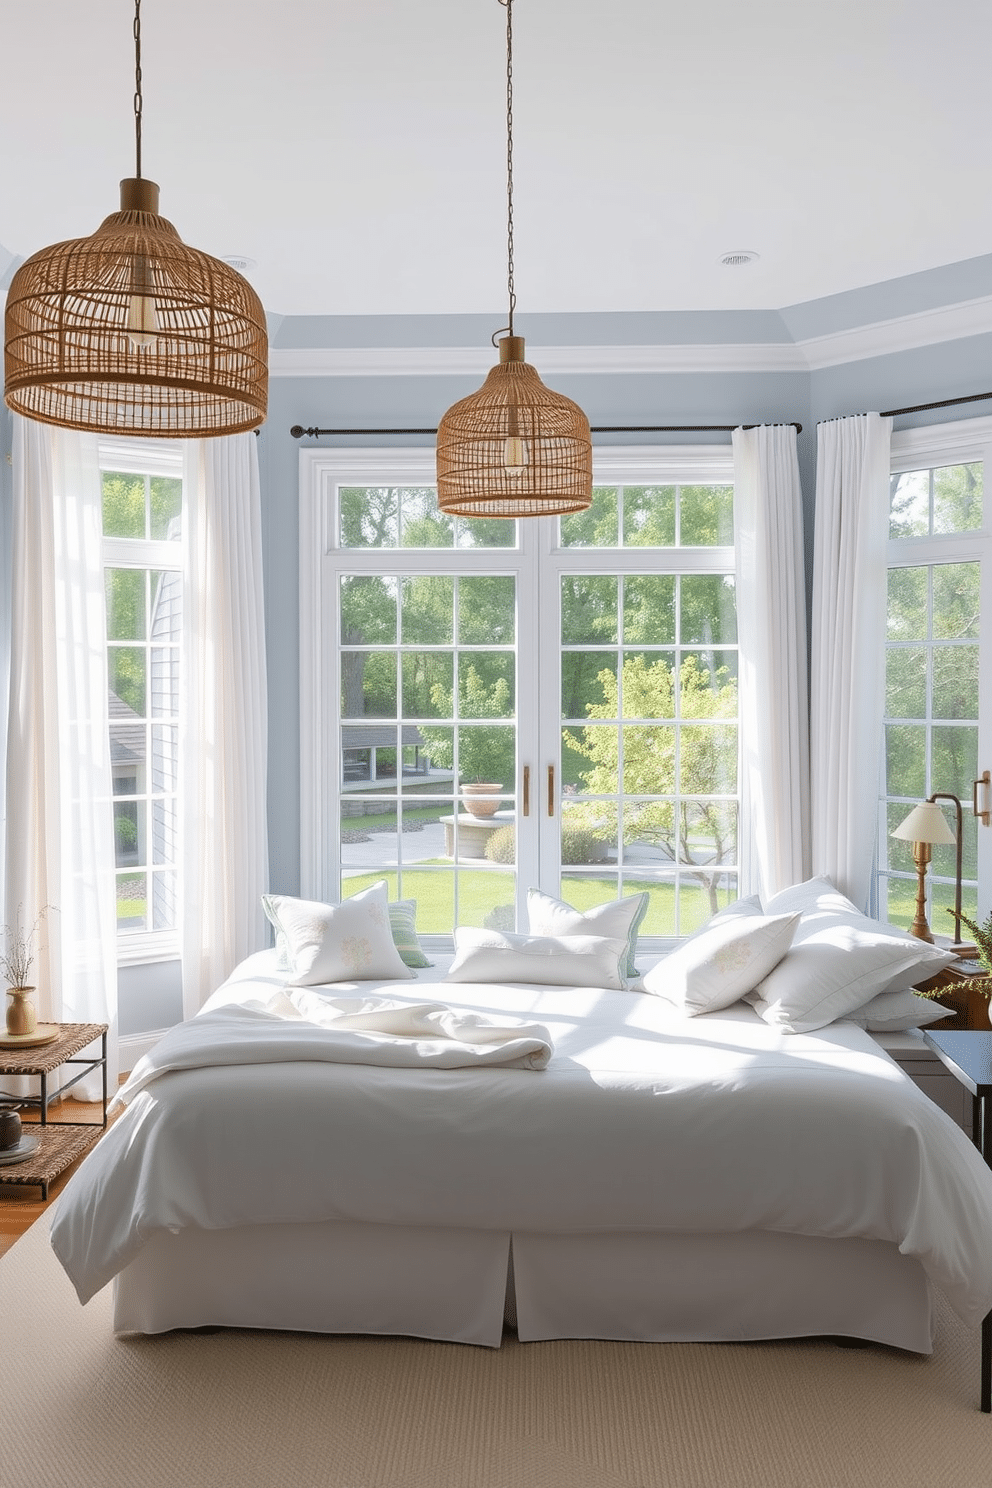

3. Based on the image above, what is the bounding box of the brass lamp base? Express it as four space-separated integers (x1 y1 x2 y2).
908 843 934 942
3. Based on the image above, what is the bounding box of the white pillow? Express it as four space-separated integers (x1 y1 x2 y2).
746 922 952 1033
761 874 957 997
845 987 950 1032
526 888 648 982
762 875 860 918
642 913 800 1015
262 882 414 984
711 894 764 920
446 927 628 989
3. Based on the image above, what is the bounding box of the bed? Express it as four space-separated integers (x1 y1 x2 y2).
50 919 992 1357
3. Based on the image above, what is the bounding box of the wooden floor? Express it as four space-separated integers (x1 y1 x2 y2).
0 1093 119 1260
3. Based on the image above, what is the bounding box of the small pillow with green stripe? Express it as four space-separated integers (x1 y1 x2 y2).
388 899 433 970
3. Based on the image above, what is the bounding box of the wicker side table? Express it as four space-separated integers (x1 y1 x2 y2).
0 1022 108 1198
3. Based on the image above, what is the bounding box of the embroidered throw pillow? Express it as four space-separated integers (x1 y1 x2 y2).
642 912 800 1015
262 882 414 984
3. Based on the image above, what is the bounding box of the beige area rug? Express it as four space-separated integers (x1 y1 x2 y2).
3 1218 992 1488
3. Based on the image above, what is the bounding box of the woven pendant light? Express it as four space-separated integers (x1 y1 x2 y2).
436 0 591 518
3 1 266 438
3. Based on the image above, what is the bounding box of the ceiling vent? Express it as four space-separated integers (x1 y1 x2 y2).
718 250 760 267
223 255 258 273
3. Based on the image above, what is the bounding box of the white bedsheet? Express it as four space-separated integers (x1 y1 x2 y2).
50 953 992 1326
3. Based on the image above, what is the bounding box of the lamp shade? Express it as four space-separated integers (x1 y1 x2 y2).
436 337 592 518
4 179 267 438
891 801 956 846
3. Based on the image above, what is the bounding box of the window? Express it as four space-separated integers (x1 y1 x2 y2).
301 447 740 948
878 421 992 934
100 440 183 956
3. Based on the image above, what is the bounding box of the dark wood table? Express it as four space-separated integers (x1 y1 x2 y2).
923 1029 992 1411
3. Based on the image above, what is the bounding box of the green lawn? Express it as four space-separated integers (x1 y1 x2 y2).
341 867 972 941
342 865 737 937
117 865 963 943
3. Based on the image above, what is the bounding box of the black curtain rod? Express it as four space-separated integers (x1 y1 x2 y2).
290 421 803 438
878 390 992 419
288 391 992 441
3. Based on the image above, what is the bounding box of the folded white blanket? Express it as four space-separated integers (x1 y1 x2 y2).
111 995 553 1112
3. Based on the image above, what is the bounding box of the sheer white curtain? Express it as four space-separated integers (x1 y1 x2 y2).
181 433 269 1018
810 413 892 910
732 424 810 900
4 417 118 1097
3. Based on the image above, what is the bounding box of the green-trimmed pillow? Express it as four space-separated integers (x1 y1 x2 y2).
526 888 649 983
388 899 433 970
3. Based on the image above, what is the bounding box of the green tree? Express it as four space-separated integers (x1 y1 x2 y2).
418 666 515 783
566 653 738 914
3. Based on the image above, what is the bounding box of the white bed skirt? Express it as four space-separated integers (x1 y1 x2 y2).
112 1222 935 1354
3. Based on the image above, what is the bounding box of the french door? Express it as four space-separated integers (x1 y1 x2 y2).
300 446 740 948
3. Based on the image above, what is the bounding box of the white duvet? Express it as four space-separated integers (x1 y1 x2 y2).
51 952 992 1327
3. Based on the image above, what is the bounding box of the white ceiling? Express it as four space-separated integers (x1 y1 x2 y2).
1 0 990 321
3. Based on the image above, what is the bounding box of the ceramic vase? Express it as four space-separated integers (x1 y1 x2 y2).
5 987 37 1037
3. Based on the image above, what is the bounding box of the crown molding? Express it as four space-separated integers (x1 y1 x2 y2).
268 341 807 378
268 294 992 380
798 294 992 369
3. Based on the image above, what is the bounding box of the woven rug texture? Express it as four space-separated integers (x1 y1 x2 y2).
3 1216 992 1488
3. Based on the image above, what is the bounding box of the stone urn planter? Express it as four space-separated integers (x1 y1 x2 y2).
460 783 503 818
5 987 38 1037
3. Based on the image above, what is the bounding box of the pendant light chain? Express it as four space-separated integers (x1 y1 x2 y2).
133 0 144 179
502 0 516 337
434 0 592 516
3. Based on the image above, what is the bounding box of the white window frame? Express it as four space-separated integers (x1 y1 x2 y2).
99 436 184 965
299 444 740 949
880 416 992 926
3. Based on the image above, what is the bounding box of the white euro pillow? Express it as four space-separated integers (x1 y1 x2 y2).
642 912 800 1015
761 875 861 919
845 986 951 1032
262 882 414 984
446 927 628 989
761 874 956 997
746 922 951 1033
526 888 649 982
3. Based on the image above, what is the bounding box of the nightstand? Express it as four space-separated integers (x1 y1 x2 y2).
914 960 990 1030
922 1029 992 1413
0 1022 108 1199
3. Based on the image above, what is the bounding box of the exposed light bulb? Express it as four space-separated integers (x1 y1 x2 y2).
127 252 159 350
126 292 159 350
503 435 528 475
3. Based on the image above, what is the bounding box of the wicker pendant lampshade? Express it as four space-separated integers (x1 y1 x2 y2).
436 0 591 518
437 335 592 517
3 2 267 438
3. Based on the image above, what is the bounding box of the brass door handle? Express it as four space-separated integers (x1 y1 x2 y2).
522 765 530 818
975 771 991 827
548 763 555 817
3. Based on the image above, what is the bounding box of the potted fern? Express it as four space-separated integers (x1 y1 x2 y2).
918 908 992 1028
